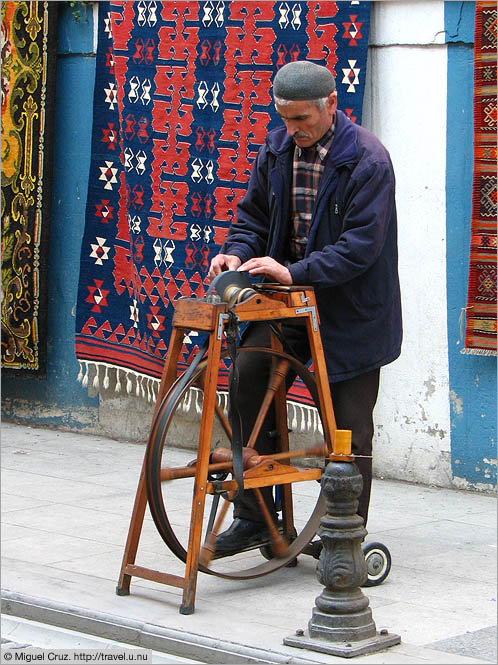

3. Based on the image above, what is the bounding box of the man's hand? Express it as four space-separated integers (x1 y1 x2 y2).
207 254 242 283
238 257 292 285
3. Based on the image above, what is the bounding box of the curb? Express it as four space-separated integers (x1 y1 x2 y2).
1 589 324 664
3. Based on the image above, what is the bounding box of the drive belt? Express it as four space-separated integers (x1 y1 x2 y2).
224 309 244 501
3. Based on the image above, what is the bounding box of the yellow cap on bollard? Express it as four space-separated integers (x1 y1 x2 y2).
330 429 354 461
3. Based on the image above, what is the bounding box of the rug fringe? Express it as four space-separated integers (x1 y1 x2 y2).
77 360 159 403
77 361 322 433
178 387 322 434
460 348 497 357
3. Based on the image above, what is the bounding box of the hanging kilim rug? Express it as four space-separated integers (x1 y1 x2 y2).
75 1 371 422
1 1 57 373
462 1 497 356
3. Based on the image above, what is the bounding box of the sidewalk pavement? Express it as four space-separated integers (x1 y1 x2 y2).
1 422 496 664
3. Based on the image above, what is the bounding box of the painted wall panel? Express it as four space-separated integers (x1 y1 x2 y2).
445 1 496 491
370 0 446 46
364 42 452 486
1 5 99 429
363 1 452 486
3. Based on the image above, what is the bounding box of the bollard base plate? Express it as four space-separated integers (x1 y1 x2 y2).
284 630 401 658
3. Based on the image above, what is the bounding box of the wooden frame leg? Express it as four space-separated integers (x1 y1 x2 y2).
116 461 147 595
305 317 337 453
116 326 187 596
180 328 223 614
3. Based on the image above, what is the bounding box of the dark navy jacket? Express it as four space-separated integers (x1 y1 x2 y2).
220 110 402 382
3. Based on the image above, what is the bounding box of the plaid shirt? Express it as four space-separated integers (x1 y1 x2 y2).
289 125 335 261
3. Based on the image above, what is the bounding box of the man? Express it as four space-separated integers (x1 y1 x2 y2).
207 60 402 557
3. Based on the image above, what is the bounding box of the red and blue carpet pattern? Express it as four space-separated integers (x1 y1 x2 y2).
75 1 371 410
463 1 497 356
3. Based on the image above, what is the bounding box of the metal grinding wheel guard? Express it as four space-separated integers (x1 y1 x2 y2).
116 276 344 614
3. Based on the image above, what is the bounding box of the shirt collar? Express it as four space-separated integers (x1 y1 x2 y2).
295 122 335 161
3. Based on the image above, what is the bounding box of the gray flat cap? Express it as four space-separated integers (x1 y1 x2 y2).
273 61 335 100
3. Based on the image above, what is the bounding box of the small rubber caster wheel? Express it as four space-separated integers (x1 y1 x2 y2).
309 539 323 559
362 541 391 587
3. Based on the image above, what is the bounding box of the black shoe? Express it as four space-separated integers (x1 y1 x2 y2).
213 518 271 559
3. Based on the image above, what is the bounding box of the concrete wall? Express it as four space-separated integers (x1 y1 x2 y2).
363 0 496 492
2 1 496 493
363 1 452 487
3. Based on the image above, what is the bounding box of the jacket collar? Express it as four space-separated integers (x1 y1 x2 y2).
266 110 358 168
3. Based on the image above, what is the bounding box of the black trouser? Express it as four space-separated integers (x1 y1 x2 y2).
229 321 380 527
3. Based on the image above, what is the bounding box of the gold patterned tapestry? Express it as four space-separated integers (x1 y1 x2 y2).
1 1 57 372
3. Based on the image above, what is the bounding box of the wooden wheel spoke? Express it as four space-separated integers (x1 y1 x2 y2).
246 358 290 449
196 371 232 440
214 401 232 439
253 488 289 558
159 442 328 483
199 495 231 567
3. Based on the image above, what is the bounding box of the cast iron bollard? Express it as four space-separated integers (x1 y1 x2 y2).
284 439 400 657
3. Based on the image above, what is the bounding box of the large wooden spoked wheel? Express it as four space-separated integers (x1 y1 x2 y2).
145 345 328 580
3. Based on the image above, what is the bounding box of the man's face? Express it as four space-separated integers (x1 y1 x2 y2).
275 92 337 148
